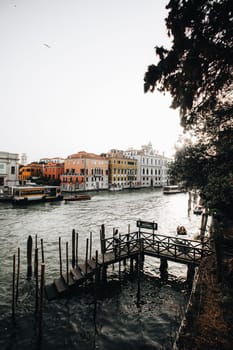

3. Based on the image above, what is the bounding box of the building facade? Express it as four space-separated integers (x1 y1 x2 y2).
124 142 172 187
18 163 43 184
43 162 64 181
105 149 137 189
0 152 20 193
60 151 109 192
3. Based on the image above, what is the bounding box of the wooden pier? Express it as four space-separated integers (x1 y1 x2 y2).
45 220 214 299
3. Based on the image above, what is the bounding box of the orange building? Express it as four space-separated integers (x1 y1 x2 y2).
60 151 109 192
18 163 43 184
43 162 64 181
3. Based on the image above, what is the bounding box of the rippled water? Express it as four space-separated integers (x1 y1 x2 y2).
0 188 202 349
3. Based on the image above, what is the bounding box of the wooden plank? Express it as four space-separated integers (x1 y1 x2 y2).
54 277 68 293
87 259 97 270
63 272 76 286
71 267 84 280
78 263 93 275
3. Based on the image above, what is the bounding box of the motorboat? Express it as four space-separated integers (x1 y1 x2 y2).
193 205 203 215
64 194 91 202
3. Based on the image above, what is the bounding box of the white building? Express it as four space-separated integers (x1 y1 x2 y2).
0 152 20 193
124 142 173 187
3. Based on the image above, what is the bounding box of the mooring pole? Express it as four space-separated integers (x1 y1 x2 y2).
41 238 44 264
35 247 39 314
38 263 45 340
89 232 92 260
66 242 69 285
27 235 33 279
59 237 62 278
75 232 79 266
12 254 16 318
85 238 89 276
72 229 75 268
15 247 20 304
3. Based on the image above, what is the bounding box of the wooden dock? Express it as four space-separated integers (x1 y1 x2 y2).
45 220 214 300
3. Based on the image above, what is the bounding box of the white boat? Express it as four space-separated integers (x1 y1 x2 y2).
163 185 184 194
109 185 123 191
11 185 63 205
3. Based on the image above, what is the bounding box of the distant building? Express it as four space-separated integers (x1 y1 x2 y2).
124 142 173 187
0 152 20 192
105 149 137 189
60 151 109 192
18 163 43 184
43 162 64 181
40 157 65 164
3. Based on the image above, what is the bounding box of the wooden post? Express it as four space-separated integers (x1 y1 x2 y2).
159 257 168 281
15 247 20 304
38 263 45 339
100 224 105 254
27 235 33 279
200 213 208 242
89 232 92 260
75 232 79 266
35 247 39 313
34 234 37 276
85 238 89 276
95 250 100 283
41 238 44 264
118 234 121 281
59 237 62 278
72 229 75 268
12 254 16 318
66 242 69 285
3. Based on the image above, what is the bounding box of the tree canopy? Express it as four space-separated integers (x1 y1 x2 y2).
144 0 233 219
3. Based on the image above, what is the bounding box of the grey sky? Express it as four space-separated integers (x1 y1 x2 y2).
0 0 182 162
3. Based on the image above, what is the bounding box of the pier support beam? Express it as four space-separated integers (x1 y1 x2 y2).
186 264 196 287
159 257 168 280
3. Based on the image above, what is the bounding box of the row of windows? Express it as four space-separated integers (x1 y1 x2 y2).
110 169 137 175
142 168 161 175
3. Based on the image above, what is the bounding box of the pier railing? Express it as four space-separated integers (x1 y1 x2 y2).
101 230 214 265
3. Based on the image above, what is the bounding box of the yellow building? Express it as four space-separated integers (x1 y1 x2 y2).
106 149 137 189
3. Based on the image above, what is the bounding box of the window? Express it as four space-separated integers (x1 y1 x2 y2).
11 166 15 175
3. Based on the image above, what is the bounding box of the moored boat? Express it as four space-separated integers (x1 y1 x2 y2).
64 194 91 202
11 185 63 205
163 185 185 194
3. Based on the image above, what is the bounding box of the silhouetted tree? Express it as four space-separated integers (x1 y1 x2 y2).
144 0 233 281
144 0 233 221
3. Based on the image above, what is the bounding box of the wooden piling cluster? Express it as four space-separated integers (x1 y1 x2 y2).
11 234 46 339
45 225 141 300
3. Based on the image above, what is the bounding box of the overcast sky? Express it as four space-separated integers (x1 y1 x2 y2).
0 0 182 163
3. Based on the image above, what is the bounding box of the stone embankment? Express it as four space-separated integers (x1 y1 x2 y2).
174 254 233 350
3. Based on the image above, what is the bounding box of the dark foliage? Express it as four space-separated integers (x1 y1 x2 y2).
144 0 233 219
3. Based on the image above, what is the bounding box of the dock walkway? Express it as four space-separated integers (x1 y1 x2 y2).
45 220 214 299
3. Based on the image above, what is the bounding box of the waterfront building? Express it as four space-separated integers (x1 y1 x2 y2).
40 157 65 164
60 151 109 192
124 142 173 187
0 152 20 193
43 162 64 182
18 163 43 184
105 149 137 189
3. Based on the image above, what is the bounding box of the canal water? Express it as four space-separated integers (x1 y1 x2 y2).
0 188 202 349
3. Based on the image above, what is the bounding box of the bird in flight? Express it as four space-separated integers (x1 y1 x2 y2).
43 43 51 48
